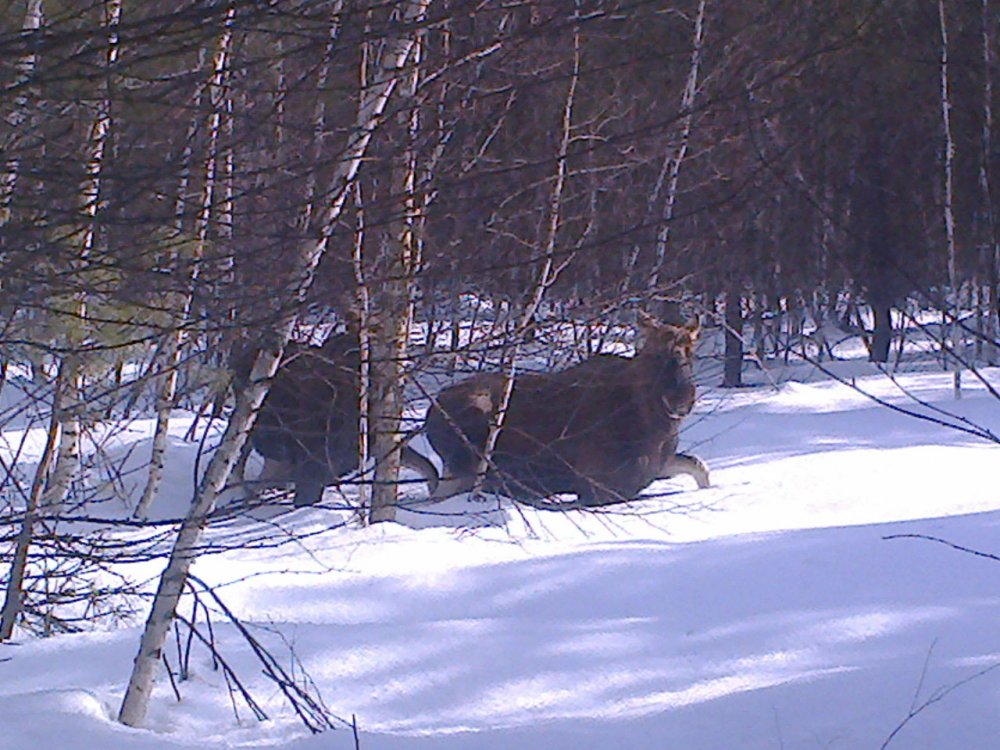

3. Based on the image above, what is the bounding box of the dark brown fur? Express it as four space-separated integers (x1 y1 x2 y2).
424 316 708 506
231 331 437 506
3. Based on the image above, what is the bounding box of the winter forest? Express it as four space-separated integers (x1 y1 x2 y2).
2 0 1000 748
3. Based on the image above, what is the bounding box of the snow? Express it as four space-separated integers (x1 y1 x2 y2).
2 358 1000 750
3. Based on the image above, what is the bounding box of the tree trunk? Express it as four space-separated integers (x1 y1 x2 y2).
723 287 743 387
352 183 372 520
623 0 707 296
870 299 892 363
988 256 1000 365
649 0 707 293
0 0 44 227
301 0 343 230
939 0 961 397
368 6 428 523
367 289 412 524
367 192 419 523
118 0 431 726
135 10 233 519
979 0 998 365
0 385 60 639
45 0 121 512
118 341 285 727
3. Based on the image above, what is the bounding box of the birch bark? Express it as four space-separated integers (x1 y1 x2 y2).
0 0 45 640
622 0 707 295
0 368 60 639
118 0 431 725
980 0 999 364
0 0 117 638
939 0 961 398
368 16 424 523
352 182 372 518
471 16 580 495
301 0 344 230
0 0 44 227
45 0 121 512
649 0 707 293
135 10 235 519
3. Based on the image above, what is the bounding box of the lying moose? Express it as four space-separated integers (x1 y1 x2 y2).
231 330 438 506
424 313 709 507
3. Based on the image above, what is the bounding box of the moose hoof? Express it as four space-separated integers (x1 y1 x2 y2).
662 453 710 489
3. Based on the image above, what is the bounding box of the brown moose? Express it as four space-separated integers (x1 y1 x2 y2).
231 331 437 506
423 314 709 507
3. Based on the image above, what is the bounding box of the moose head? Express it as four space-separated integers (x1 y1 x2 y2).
635 311 700 421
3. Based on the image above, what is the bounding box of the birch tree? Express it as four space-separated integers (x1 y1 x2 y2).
0 364 60 639
980 0 999 364
470 11 581 496
648 0 707 294
118 0 432 725
938 0 961 397
0 0 120 640
352 181 372 518
621 0 708 298
45 0 122 510
0 0 44 228
367 12 424 523
134 9 235 519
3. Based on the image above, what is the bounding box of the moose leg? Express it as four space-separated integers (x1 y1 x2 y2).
400 445 440 497
292 467 327 507
257 456 293 486
429 471 477 500
423 437 482 500
659 453 710 489
243 456 294 503
232 438 254 486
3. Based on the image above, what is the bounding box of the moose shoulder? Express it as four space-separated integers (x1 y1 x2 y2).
230 331 437 507
424 315 709 507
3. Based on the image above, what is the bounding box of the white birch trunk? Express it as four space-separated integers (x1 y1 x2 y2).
939 0 961 398
367 275 411 522
472 18 580 493
40 365 80 510
352 182 372 519
135 10 234 519
118 344 284 727
649 0 707 292
0 0 44 227
173 48 209 233
45 0 122 512
980 0 999 364
301 0 345 229
620 0 707 293
369 17 425 523
0 387 60 639
118 0 431 725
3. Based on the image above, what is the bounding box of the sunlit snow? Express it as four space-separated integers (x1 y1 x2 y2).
2 356 999 750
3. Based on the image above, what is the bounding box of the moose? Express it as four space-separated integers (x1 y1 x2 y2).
423 313 709 507
230 313 707 509
230 330 438 506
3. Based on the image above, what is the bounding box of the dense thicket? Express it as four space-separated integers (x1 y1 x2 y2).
2 1 997 347
0 0 998 657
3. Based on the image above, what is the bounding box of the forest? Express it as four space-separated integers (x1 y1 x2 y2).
1 0 999 739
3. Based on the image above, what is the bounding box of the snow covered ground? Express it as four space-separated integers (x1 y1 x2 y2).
2 356 1000 749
